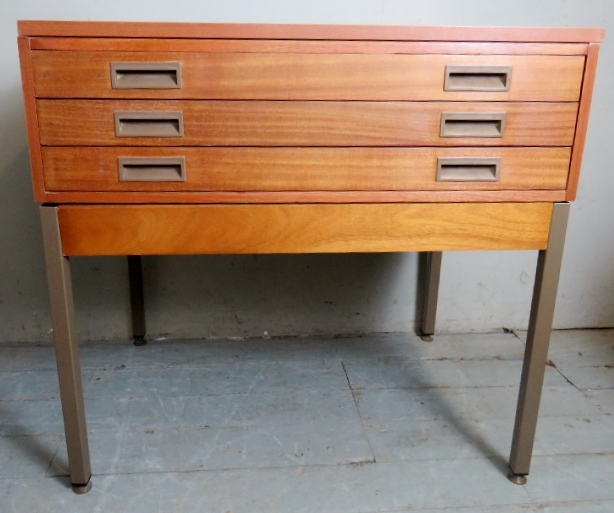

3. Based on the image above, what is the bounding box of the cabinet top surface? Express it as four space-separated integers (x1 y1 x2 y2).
17 20 604 43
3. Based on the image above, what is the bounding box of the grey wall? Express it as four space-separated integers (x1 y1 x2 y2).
1 0 613 343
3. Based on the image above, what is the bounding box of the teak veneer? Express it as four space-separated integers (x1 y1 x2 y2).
43 147 571 193
57 203 553 256
17 20 602 494
38 100 578 147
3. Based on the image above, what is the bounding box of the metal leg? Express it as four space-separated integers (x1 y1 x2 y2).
420 251 442 342
40 206 92 494
508 202 570 484
128 255 146 346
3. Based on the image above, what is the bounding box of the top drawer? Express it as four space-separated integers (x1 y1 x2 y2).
31 50 585 101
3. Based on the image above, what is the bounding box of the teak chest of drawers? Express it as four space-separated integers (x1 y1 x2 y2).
18 20 603 494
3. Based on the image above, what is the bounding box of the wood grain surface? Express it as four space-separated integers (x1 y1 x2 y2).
42 190 567 204
566 43 601 201
17 37 46 202
42 147 571 193
57 202 553 256
18 21 605 43
18 21 601 206
38 100 578 147
29 38 590 56
31 51 585 102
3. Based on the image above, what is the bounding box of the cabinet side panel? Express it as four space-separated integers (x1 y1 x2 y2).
18 37 46 202
566 43 600 201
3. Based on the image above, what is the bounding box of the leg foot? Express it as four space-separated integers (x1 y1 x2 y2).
420 334 433 342
507 472 527 486
133 336 147 347
72 481 92 495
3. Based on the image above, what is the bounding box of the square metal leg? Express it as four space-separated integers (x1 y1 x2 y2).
420 251 442 342
508 202 570 484
40 206 92 494
128 255 146 345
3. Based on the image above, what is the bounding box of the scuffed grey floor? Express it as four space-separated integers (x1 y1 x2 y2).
0 329 613 512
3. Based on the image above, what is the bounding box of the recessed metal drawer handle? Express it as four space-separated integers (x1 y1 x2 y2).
440 112 506 138
436 157 501 182
114 112 184 137
118 157 186 182
444 66 512 92
111 62 182 89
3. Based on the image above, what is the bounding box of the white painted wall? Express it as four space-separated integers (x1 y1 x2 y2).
1 0 612 342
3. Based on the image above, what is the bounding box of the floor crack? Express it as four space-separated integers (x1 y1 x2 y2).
341 361 377 465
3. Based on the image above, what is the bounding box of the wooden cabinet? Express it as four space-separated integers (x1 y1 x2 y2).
17 21 603 494
21 23 600 204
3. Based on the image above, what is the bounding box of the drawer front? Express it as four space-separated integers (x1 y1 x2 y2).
38 100 578 147
58 203 553 256
32 51 585 101
42 147 571 192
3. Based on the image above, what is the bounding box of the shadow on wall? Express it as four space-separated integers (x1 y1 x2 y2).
0 85 132 343
0 86 51 343
140 251 419 340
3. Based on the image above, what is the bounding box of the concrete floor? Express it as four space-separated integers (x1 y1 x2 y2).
0 329 613 512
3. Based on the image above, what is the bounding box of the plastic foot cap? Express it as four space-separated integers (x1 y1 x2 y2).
134 337 147 346
420 335 433 342
72 481 92 494
507 472 527 485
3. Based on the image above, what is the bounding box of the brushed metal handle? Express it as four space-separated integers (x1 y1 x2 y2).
437 157 500 182
111 62 181 89
444 66 512 92
118 157 186 182
114 112 184 137
440 112 506 138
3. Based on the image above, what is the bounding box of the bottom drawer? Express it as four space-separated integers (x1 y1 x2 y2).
57 203 553 256
42 147 571 193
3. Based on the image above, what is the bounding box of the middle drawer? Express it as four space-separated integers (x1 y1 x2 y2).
38 100 578 147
